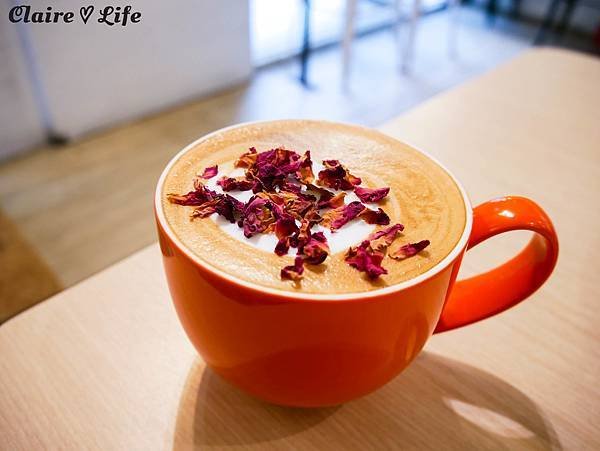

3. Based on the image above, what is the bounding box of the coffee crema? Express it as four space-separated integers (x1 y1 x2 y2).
161 120 466 294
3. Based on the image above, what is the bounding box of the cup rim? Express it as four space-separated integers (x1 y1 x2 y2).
155 119 473 301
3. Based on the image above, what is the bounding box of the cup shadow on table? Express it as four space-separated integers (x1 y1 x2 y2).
173 352 561 450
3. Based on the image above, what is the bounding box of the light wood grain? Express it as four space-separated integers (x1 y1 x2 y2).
1 48 599 450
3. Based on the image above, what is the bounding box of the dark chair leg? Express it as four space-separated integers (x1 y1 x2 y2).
486 0 497 24
535 0 561 44
299 0 311 86
556 0 578 38
511 0 522 19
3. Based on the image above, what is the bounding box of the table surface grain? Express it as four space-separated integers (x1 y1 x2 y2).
1 48 599 450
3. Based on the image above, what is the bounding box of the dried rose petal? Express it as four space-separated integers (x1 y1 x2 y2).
281 256 304 281
256 148 302 180
241 197 275 237
317 160 362 190
295 217 313 248
257 161 278 178
263 190 315 220
301 232 330 265
190 200 219 219
306 183 330 195
367 223 404 251
320 191 346 209
169 179 246 224
167 184 216 206
354 186 390 203
390 240 431 260
281 180 302 194
214 195 242 223
297 150 314 184
217 176 254 192
199 165 218 180
246 173 265 194
275 237 290 256
273 207 299 240
317 160 349 190
224 194 245 214
321 201 366 231
288 198 315 218
286 209 321 249
359 207 390 225
250 148 303 191
235 147 258 168
305 184 347 210
345 241 387 279
304 207 323 224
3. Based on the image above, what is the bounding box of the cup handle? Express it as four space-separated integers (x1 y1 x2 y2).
434 196 559 333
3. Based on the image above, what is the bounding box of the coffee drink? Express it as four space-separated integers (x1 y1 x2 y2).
160 120 466 294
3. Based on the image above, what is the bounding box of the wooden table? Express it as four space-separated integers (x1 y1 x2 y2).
1 48 599 450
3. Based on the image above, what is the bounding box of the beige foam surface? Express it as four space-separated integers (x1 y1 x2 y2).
161 120 465 293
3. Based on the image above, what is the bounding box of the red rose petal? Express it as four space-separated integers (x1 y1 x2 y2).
167 184 216 206
272 205 299 240
297 150 315 184
241 197 275 237
354 186 390 203
319 191 346 209
301 232 330 265
390 240 431 260
200 165 218 179
281 256 304 281
247 147 304 190
321 201 366 231
190 200 219 219
295 217 313 248
275 237 290 256
217 176 254 192
235 147 258 168
281 181 302 194
359 207 390 225
214 195 243 223
317 160 362 190
224 194 245 214
367 223 404 251
345 241 387 279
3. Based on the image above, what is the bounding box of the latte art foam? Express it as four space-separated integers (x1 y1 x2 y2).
161 120 466 294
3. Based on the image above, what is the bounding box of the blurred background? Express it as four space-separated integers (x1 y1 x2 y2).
1 0 599 322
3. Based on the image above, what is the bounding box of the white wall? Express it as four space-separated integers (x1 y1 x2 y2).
0 2 46 160
20 0 251 139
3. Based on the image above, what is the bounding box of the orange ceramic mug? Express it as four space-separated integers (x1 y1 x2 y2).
155 122 559 407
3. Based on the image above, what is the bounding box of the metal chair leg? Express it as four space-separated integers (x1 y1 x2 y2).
511 0 522 19
556 0 578 38
486 0 497 24
535 0 561 44
300 0 311 86
342 0 358 82
448 0 460 59
393 0 403 71
402 0 420 74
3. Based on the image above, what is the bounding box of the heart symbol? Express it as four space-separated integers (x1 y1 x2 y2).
79 5 94 24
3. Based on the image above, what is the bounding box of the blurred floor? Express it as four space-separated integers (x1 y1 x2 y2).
0 211 61 322
0 5 594 320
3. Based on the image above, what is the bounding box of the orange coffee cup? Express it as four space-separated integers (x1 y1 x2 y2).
155 122 558 407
